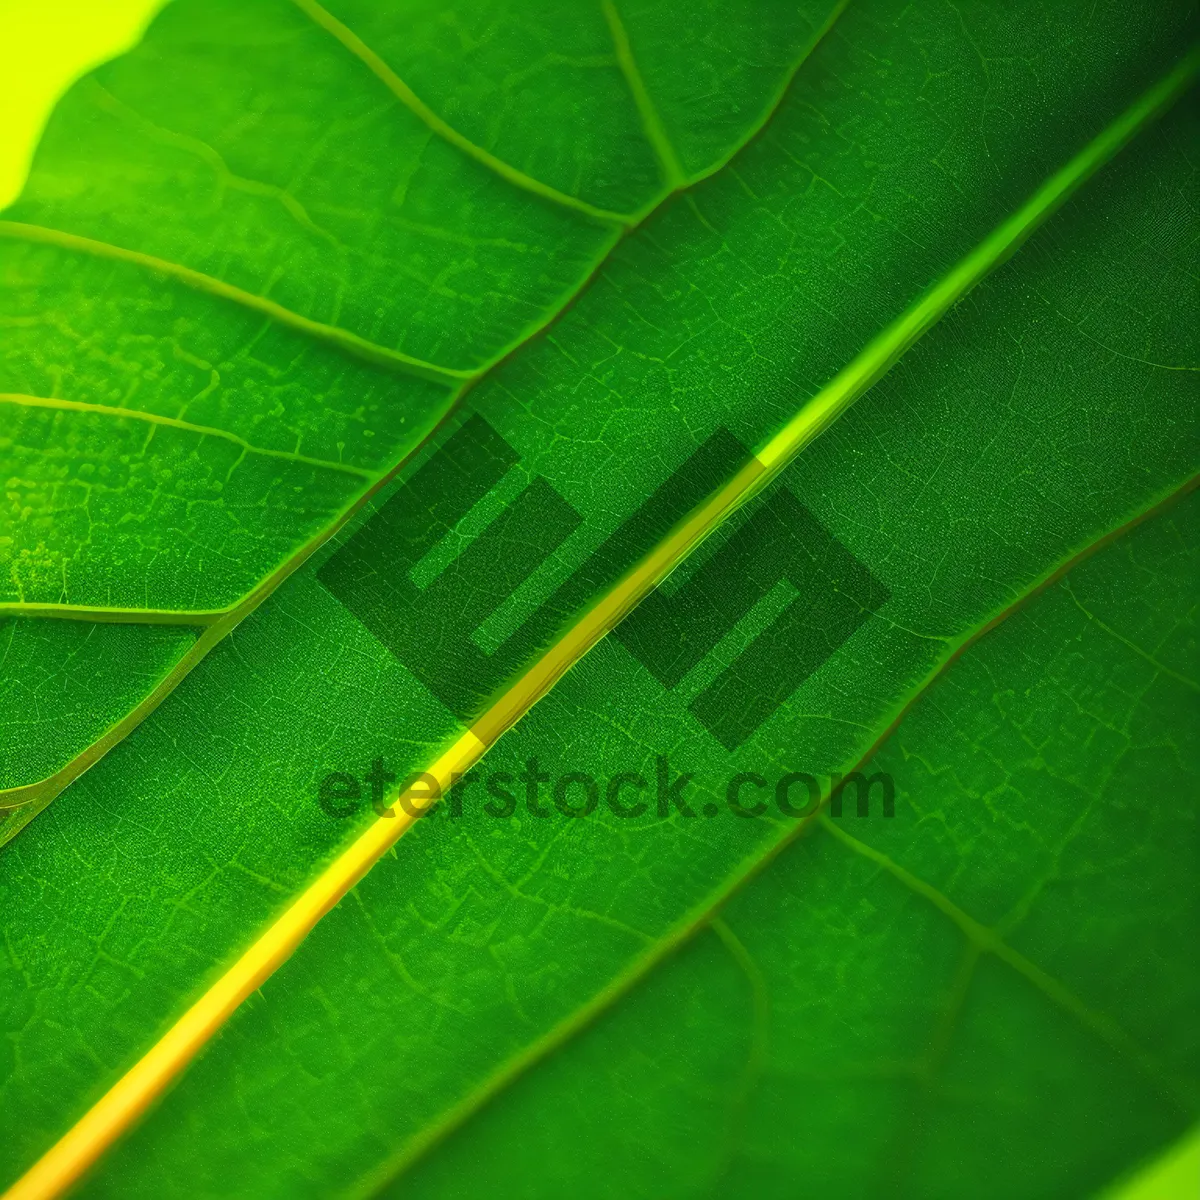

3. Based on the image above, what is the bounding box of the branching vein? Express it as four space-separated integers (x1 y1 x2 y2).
288 0 634 228
819 816 1195 1110
0 393 374 479
601 0 688 188
0 221 474 386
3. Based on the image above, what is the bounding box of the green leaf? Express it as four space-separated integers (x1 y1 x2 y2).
1 0 839 804
1 1 1196 1197
58 100 1197 1197
387 484 1200 1200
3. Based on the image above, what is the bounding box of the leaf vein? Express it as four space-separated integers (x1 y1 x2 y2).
12 59 1196 1196
287 0 633 228
819 816 1196 1111
0 222 474 386
0 393 374 479
600 0 688 189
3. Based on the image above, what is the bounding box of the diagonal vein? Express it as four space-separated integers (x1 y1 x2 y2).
288 0 633 228
6 51 1195 1200
601 0 688 188
0 603 219 625
1061 579 1200 692
1 2 854 798
0 393 374 479
818 816 1196 1110
353 471 1200 1200
0 221 475 386
0 424 466 809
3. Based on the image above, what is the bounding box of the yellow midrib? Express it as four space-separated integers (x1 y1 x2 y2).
0 0 846 635
6 47 1195 1200
353 474 1200 1200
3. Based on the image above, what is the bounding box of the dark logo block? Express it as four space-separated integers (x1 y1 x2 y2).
318 416 888 748
616 489 889 749
318 415 580 718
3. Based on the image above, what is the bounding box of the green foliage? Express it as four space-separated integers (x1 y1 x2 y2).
0 0 843 800
0 0 1196 1197
391 490 1200 1199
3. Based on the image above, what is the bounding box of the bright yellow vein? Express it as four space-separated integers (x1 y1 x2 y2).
4 46 1194 1200
0 0 856 818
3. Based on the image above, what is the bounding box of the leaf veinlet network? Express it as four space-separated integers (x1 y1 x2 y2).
0 0 846 813
1 2 1197 1199
5 32 1196 1199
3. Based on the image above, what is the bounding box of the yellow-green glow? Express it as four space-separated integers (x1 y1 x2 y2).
1103 1126 1200 1200
0 0 170 210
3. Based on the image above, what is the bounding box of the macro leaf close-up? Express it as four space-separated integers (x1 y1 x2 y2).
0 0 1197 1197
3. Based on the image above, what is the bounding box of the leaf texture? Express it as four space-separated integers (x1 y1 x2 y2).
389 485 1200 1200
0 0 840 802
0 1 1197 1197
47 90 1196 1197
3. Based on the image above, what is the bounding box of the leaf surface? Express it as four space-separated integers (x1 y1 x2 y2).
0 2 1197 1197
0 0 836 802
388 485 1200 1200
58 92 1197 1197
